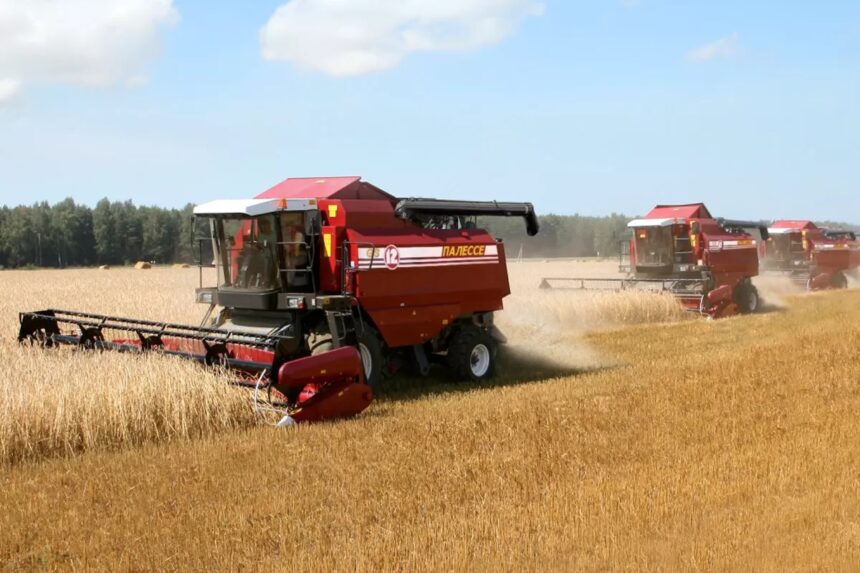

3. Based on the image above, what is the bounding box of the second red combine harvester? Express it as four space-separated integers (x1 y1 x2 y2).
19 177 539 424
540 203 765 318
764 220 859 290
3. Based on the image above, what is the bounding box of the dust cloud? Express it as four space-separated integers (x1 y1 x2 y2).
496 260 692 373
495 292 610 373
752 275 804 309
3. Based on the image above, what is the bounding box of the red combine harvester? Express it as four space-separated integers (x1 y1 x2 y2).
19 177 539 424
540 203 766 318
764 220 859 290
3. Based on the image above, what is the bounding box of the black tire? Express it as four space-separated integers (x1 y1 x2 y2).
832 272 848 290
308 324 384 389
447 327 495 382
734 280 760 314
356 326 385 389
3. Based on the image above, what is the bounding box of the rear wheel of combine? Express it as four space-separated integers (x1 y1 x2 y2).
735 280 760 314
832 272 848 290
447 327 495 382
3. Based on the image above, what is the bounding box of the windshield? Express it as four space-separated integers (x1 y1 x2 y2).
633 226 673 266
204 212 313 292
216 215 281 290
770 233 804 260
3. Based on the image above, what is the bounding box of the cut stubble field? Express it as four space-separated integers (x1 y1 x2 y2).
1 260 859 571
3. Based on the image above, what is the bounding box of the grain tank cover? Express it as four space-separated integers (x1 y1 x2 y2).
768 220 819 234
645 204 713 220
256 176 394 201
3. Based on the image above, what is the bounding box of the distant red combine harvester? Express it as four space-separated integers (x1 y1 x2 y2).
541 203 767 319
763 220 859 290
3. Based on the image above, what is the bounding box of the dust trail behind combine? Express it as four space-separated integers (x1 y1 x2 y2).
754 270 860 309
497 260 692 373
753 274 805 309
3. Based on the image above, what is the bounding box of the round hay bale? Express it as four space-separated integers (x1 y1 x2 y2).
134 261 152 270
99 265 110 270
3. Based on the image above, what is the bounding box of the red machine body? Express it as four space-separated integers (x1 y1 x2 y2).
625 204 761 318
253 177 514 350
765 220 859 290
541 203 763 319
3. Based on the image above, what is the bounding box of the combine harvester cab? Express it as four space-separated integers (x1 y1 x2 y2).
541 203 765 319
764 220 859 290
19 177 538 424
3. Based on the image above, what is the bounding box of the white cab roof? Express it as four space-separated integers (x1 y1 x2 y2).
627 218 680 228
193 198 316 217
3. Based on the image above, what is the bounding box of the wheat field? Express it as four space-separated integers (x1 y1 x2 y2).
0 261 687 465
0 267 256 465
1 261 859 571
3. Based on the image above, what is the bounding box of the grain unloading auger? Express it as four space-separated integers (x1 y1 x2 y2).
540 203 766 319
19 177 539 424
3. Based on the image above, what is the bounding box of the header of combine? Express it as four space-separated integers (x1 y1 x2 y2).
541 203 763 318
764 220 859 289
21 176 538 425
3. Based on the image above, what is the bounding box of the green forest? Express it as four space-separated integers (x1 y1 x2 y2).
0 199 197 268
0 198 856 268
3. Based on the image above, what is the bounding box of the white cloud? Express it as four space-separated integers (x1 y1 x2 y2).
686 33 740 62
260 0 545 77
0 0 178 102
0 78 21 104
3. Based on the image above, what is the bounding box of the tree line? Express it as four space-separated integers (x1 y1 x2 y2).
0 198 636 268
0 198 856 268
0 199 197 268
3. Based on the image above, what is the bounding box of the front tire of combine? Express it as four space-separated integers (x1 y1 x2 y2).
309 325 385 389
356 326 384 389
447 327 495 382
832 272 848 290
734 280 760 314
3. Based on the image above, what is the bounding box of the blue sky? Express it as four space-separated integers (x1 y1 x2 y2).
0 0 858 222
